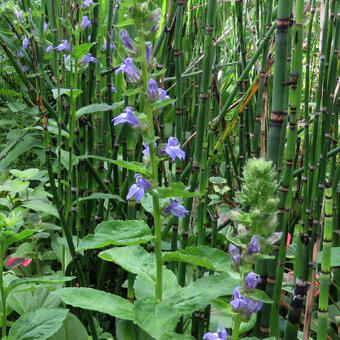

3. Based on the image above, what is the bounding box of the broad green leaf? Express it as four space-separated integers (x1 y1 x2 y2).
116 320 154 340
162 246 232 272
246 289 273 304
317 247 340 267
10 168 39 179
123 88 143 96
0 179 29 193
52 88 83 99
112 160 151 176
73 43 94 58
99 245 156 283
8 308 68 340
152 99 175 108
157 182 198 198
75 102 124 119
54 287 134 320
134 297 180 338
140 193 169 214
78 220 154 251
160 334 195 340
7 287 61 315
4 230 35 249
209 177 227 185
23 200 59 218
47 312 88 340
76 192 124 203
6 275 74 295
51 234 74 270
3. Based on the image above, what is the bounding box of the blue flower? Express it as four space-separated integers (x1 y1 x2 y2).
148 78 158 100
150 8 161 33
164 200 189 217
120 29 135 52
126 173 151 201
22 37 29 49
244 272 260 290
82 0 95 7
81 15 91 29
102 40 115 51
14 10 24 22
142 142 150 158
115 58 140 82
55 40 70 51
230 286 263 317
164 137 185 161
82 52 97 65
17 50 24 57
43 22 49 32
45 44 53 53
248 235 260 254
203 327 227 340
228 244 241 266
112 106 140 126
111 86 117 93
146 43 152 64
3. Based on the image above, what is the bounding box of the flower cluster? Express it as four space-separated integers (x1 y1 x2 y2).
203 327 227 340
147 79 174 104
228 235 260 266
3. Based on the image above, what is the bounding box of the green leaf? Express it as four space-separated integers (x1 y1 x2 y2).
73 43 94 59
8 308 68 340
99 245 156 283
115 19 135 28
246 289 273 304
116 320 154 340
23 200 59 218
112 160 151 176
52 88 83 100
123 88 143 96
47 312 88 340
157 183 198 198
209 177 227 185
163 246 232 272
51 234 74 270
134 297 180 338
6 275 75 295
77 220 154 251
76 192 124 203
317 247 340 267
0 179 29 193
53 288 134 320
160 334 195 340
153 99 175 108
10 168 39 179
75 102 124 119
5 230 35 249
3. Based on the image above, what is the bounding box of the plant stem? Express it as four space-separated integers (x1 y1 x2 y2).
232 314 242 340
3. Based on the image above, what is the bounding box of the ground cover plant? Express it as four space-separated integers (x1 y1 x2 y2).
0 0 339 339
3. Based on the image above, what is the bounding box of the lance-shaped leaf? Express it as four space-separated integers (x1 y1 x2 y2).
75 102 124 119
156 182 198 198
77 220 154 251
112 160 151 176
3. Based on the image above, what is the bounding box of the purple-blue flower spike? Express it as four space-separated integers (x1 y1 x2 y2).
82 52 97 65
228 244 241 266
14 10 24 22
248 235 260 254
142 142 150 158
244 272 261 290
22 37 29 49
55 40 70 51
82 0 95 7
230 286 248 312
115 58 140 82
163 200 189 217
43 22 49 32
164 137 185 161
45 45 53 53
146 43 152 64
150 8 161 33
244 299 263 316
126 173 151 201
148 78 158 100
112 106 140 126
203 326 228 340
17 50 24 57
119 29 135 52
81 15 91 29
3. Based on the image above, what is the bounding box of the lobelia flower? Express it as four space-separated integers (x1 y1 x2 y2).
148 78 158 100
22 66 29 72
244 272 261 290
102 40 115 51
142 142 150 158
55 40 70 51
82 0 95 7
164 199 189 217
146 43 152 64
22 37 29 49
82 52 97 65
115 58 140 82
119 29 135 52
150 8 161 33
230 286 263 317
126 173 151 201
13 34 18 40
228 244 241 266
248 235 260 254
163 137 185 161
112 106 140 126
81 15 91 29
243 299 263 317
203 326 228 340
14 9 24 22
45 44 53 53
111 86 117 93
43 22 49 32
17 50 24 57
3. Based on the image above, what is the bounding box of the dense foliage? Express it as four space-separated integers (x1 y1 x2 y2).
0 0 339 339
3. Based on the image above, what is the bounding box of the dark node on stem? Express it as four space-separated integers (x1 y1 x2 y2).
204 25 214 34
172 224 179 231
260 326 270 334
270 111 284 126
71 206 77 212
267 277 275 285
276 18 290 30
199 93 209 100
176 167 183 175
71 186 77 193
175 108 183 115
300 233 310 245
94 216 103 224
104 178 110 185
181 231 189 237
281 185 289 192
174 50 183 57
